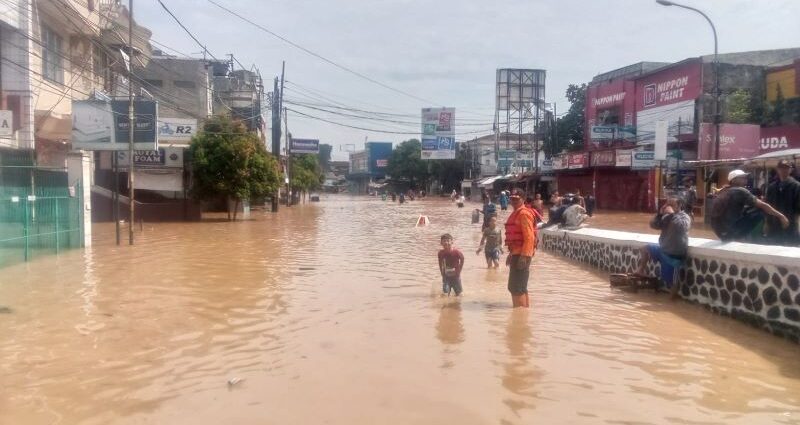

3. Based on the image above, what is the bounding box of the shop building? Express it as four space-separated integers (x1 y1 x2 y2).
346 142 392 194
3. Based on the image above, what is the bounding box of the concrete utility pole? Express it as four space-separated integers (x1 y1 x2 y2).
285 107 291 207
271 72 282 211
128 0 136 245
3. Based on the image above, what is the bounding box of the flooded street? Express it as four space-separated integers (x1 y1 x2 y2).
2 196 800 424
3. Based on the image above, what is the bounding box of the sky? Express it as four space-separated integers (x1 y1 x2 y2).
136 0 800 160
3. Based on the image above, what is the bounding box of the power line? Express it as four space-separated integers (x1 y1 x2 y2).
206 0 441 106
156 0 218 60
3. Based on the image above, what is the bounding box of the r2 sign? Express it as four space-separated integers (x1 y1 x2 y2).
158 119 197 142
175 125 192 135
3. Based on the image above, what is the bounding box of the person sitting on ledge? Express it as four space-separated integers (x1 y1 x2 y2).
634 197 691 298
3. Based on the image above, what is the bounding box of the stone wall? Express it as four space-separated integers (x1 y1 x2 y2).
540 228 800 342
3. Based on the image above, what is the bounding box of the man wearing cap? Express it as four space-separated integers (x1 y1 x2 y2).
504 188 536 308
709 169 789 242
765 159 800 246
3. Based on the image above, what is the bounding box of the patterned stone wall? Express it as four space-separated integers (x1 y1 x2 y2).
541 229 800 342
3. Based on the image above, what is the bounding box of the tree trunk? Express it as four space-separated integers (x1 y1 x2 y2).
233 199 240 221
227 196 232 221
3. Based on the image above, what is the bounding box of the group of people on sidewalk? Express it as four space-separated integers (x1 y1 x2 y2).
438 188 538 308
708 161 800 246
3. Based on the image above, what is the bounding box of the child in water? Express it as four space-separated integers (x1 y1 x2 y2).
476 217 503 268
438 233 464 296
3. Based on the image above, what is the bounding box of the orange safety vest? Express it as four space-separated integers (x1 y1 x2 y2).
505 207 537 256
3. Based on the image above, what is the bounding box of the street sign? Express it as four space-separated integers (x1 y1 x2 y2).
290 138 320 154
631 151 656 170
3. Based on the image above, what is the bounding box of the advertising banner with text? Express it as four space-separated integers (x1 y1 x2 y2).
698 123 761 160
759 125 800 154
421 107 456 160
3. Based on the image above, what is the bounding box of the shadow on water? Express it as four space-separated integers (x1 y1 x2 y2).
556 253 800 380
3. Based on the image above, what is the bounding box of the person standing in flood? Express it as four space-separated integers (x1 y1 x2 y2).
477 216 503 268
504 188 536 308
438 234 464 296
499 190 509 211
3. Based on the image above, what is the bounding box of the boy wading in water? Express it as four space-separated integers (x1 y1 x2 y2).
476 217 503 268
438 234 464 296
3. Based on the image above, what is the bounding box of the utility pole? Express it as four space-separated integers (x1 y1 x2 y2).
285 107 291 207
127 0 135 245
271 77 281 212
553 102 557 158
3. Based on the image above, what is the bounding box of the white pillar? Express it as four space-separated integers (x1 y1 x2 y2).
68 150 93 247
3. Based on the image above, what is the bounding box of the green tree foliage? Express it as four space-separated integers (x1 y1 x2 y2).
318 143 333 171
189 116 281 220
290 154 323 196
386 139 430 189
429 144 465 193
551 83 587 155
726 89 753 124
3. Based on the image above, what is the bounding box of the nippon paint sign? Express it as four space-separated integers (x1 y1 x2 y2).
636 61 702 110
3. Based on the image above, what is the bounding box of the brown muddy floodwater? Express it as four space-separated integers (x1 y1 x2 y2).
1 196 800 424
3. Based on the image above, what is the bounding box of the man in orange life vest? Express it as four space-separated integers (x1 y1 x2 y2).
505 188 537 308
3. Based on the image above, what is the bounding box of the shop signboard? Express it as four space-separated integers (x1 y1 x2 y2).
590 125 616 140
420 107 456 160
552 155 566 170
290 138 320 154
616 149 633 167
568 152 588 169
116 146 184 168
157 118 196 143
590 150 615 167
631 151 656 170
698 123 761 160
72 99 158 150
0 110 12 137
759 125 800 154
635 61 701 146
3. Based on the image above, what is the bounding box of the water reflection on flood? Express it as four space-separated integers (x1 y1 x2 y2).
1 196 799 424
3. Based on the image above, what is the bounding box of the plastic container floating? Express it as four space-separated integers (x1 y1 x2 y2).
416 215 430 227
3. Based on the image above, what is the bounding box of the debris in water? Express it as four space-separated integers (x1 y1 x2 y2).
0 306 12 314
227 377 244 387
299 267 316 271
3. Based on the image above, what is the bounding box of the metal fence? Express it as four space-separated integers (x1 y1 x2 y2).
0 152 84 268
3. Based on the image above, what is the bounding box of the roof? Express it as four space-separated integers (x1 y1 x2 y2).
591 62 670 84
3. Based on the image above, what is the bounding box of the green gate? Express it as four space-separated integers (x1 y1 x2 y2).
0 152 84 268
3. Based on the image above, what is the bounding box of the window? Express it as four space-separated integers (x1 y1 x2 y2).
41 25 63 83
145 79 164 87
174 80 196 89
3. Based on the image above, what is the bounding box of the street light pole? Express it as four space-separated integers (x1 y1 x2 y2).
656 0 720 160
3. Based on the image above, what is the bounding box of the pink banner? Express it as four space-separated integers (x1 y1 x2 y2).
759 125 800 154
698 123 761 160
636 60 702 112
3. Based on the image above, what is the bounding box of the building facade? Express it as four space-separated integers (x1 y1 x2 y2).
347 141 392 194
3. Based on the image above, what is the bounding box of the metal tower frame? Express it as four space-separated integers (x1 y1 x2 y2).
495 69 546 174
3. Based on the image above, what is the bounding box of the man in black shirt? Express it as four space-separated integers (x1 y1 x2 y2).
765 159 800 246
709 170 789 242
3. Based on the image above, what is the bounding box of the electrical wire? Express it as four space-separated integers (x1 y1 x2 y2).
156 0 218 60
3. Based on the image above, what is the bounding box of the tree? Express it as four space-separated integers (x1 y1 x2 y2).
386 139 430 189
318 143 333 172
190 116 281 220
550 83 587 155
290 154 323 200
727 89 753 124
429 144 466 193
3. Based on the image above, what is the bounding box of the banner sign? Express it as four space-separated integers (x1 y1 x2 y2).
636 61 702 110
590 150 615 167
116 146 184 168
759 125 800 154
590 125 616 141
568 152 588 169
158 118 196 143
0 110 12 137
290 138 320 154
72 99 158 150
698 123 761 160
631 151 656 170
552 155 566 170
616 149 633 167
420 107 456 160
541 159 553 172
